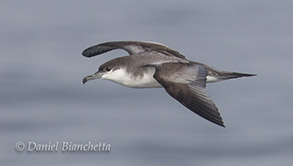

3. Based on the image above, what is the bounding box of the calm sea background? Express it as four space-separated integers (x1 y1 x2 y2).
1 0 292 165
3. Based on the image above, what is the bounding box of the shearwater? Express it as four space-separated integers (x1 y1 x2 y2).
82 41 256 127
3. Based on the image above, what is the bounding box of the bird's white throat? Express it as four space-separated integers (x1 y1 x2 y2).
101 67 162 88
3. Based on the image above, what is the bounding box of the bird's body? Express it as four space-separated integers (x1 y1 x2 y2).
103 62 161 88
82 41 256 127
99 52 186 88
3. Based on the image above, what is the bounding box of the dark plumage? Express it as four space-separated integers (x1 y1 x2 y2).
82 41 256 127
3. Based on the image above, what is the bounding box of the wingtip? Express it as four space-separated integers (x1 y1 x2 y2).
81 48 92 57
81 50 86 56
219 123 226 128
213 119 225 128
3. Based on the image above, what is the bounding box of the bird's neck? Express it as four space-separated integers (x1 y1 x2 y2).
102 67 162 88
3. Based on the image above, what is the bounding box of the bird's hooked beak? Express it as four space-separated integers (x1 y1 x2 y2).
82 72 103 84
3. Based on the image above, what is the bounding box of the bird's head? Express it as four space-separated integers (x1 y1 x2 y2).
82 57 127 84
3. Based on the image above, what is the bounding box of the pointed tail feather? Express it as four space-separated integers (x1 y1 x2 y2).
218 72 256 80
205 67 256 83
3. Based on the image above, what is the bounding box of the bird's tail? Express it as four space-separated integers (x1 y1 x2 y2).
205 66 256 83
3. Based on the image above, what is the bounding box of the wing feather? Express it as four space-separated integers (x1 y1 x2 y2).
82 41 185 59
154 63 225 127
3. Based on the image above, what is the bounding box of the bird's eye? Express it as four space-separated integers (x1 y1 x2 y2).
106 67 112 71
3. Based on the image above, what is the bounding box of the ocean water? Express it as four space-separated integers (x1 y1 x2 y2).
1 0 293 165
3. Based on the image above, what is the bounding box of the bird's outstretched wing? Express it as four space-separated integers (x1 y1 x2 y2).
153 63 225 127
82 41 185 59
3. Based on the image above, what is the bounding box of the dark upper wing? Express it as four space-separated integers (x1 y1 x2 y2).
82 41 185 59
153 63 225 127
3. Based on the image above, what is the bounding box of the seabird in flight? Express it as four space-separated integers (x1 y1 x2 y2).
82 41 256 127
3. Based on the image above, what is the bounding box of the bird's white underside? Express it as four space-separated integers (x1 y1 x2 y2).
101 68 220 88
206 75 220 83
101 67 162 88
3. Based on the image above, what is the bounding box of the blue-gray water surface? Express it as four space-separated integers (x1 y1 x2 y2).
1 0 293 165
